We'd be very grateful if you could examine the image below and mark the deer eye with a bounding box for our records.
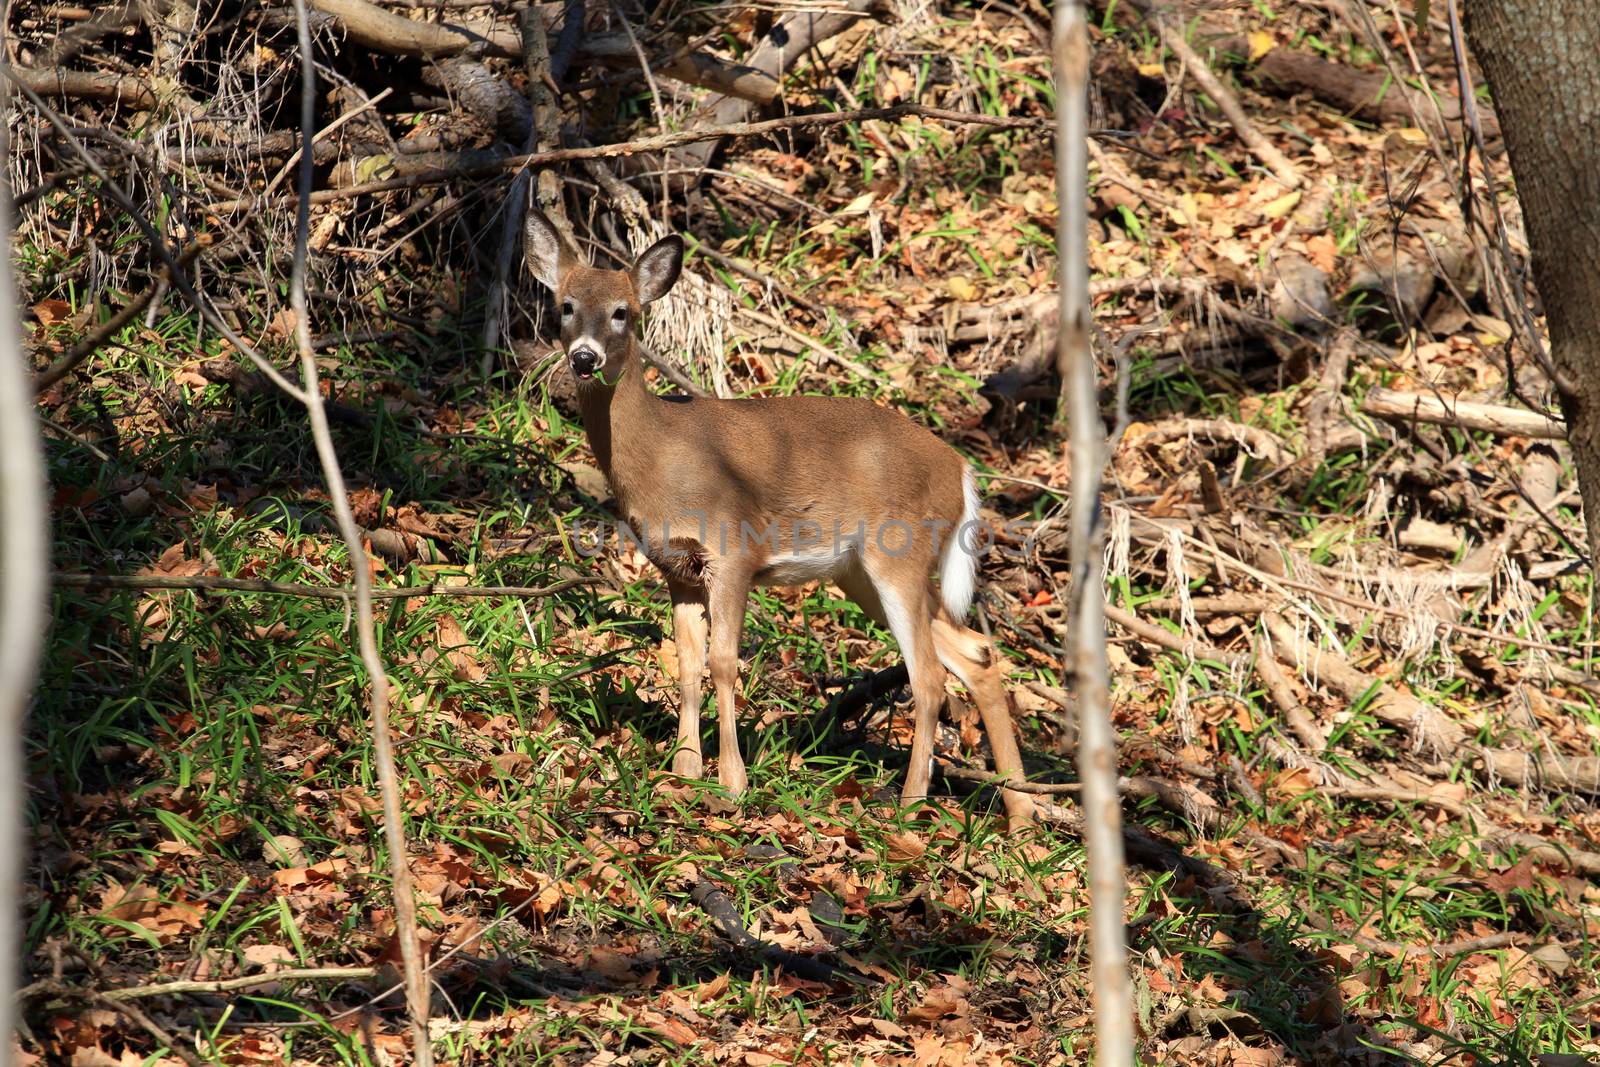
[611,307,628,328]
[560,301,574,318]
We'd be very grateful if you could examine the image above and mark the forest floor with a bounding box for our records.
[15,0,1600,1063]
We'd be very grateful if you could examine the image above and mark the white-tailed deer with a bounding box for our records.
[525,211,1033,826]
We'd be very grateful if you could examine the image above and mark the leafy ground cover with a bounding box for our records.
[15,0,1600,1063]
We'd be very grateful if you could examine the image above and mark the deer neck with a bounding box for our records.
[575,343,653,503]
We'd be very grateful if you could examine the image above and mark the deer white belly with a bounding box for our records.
[755,544,858,587]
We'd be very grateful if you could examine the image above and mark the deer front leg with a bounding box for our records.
[899,613,945,806]
[668,579,709,778]
[705,570,751,796]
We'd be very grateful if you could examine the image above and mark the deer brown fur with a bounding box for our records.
[525,210,1033,826]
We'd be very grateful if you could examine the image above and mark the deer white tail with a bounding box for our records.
[939,466,980,619]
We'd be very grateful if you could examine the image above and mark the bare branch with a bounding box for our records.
[583,33,778,104]
[483,2,567,366]
[1361,386,1567,439]
[32,240,207,393]
[100,967,377,1002]
[1054,0,1134,1061]
[0,66,310,403]
[1152,16,1303,189]
[6,68,158,108]
[203,104,1045,212]
[55,573,599,601]
[288,3,433,1062]
[0,86,52,1067]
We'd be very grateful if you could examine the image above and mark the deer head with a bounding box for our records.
[524,210,684,385]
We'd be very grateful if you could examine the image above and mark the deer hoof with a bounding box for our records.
[718,762,748,797]
[672,749,704,778]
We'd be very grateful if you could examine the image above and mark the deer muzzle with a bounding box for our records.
[569,344,602,380]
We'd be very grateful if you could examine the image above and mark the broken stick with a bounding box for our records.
[1361,387,1565,440]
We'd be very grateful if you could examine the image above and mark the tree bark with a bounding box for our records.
[0,92,51,1067]
[1361,386,1566,440]
[1055,0,1134,1062]
[1463,0,1600,558]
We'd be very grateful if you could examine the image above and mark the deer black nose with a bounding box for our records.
[570,346,600,379]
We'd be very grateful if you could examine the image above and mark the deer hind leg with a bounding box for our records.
[835,557,888,628]
[705,565,752,795]
[862,562,945,806]
[668,579,708,778]
[932,612,1035,827]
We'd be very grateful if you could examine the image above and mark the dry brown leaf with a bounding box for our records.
[96,881,206,943]
[433,614,488,683]
[905,978,969,1023]
[242,943,297,971]
[884,831,926,863]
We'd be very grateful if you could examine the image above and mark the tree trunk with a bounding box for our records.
[1463,0,1600,559]
[0,105,51,1067]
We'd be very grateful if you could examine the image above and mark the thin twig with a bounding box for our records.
[1301,914,1520,959]
[691,241,837,319]
[941,760,1219,821]
[1357,930,1520,959]
[289,3,433,1062]
[609,1,667,164]
[1151,16,1302,188]
[1055,0,1133,1059]
[483,2,562,366]
[32,241,207,393]
[1252,634,1326,750]
[689,878,848,985]
[53,573,601,601]
[73,890,547,1028]
[326,875,548,1022]
[639,342,709,397]
[20,980,206,1067]
[1319,785,1600,876]
[1119,508,1584,656]
[0,66,310,403]
[940,761,1082,794]
[735,305,880,381]
[261,86,395,203]
[89,991,205,1067]
[205,104,1045,211]
[99,967,378,1001]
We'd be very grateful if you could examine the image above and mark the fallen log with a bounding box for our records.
[307,0,519,54]
[1210,35,1501,140]
[580,35,778,105]
[8,68,157,108]
[670,0,888,175]
[307,0,778,103]
[424,58,531,143]
[1361,387,1565,440]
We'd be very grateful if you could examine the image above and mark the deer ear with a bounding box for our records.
[524,210,566,290]
[632,235,684,305]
